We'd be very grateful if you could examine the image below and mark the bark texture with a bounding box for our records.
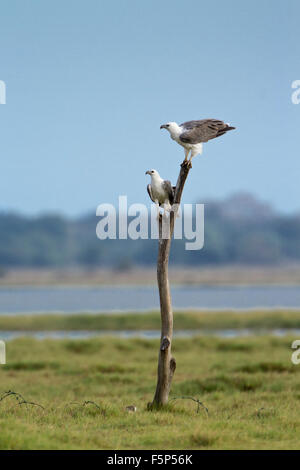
[150,161,192,408]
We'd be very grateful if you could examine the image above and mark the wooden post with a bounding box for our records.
[149,160,192,408]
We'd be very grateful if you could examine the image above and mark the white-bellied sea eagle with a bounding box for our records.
[145,169,175,216]
[160,119,235,162]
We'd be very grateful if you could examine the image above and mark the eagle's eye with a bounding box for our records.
[166,124,169,127]
[151,171,154,174]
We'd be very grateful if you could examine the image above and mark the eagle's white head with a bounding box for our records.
[145,169,161,179]
[160,122,181,139]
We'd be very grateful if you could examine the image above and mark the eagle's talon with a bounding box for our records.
[181,159,192,169]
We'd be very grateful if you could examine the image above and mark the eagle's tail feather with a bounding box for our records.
[225,123,236,131]
[217,124,236,138]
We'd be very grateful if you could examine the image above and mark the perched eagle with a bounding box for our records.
[160,119,236,162]
[145,169,174,214]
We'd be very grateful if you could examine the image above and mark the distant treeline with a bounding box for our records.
[0,193,299,268]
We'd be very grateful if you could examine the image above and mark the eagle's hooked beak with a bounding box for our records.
[160,124,167,130]
[145,170,151,175]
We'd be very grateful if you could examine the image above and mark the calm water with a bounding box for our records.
[2,328,300,340]
[0,285,299,314]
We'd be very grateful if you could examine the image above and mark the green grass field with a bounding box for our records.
[1,309,300,331]
[1,333,300,449]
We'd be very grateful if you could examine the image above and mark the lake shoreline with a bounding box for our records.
[1,284,300,313]
[1,265,300,287]
[2,327,300,341]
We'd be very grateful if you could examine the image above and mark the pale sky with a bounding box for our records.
[0,0,299,215]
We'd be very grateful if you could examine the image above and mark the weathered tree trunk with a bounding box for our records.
[150,161,192,408]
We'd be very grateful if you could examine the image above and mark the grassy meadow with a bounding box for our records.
[1,309,300,331]
[1,330,300,449]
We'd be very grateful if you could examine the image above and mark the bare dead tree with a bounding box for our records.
[149,160,192,408]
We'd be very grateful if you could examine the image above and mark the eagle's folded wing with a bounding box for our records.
[162,180,175,205]
[147,184,155,203]
[179,119,235,144]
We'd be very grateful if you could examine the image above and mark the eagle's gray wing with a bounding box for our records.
[147,184,155,203]
[162,180,174,205]
[179,119,235,144]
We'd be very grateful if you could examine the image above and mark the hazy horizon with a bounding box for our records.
[0,190,299,219]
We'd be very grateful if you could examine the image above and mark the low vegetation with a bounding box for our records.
[0,309,300,332]
[0,335,300,449]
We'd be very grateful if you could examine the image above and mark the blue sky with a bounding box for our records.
[0,0,299,215]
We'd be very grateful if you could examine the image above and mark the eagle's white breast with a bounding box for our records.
[169,124,203,154]
[151,177,166,203]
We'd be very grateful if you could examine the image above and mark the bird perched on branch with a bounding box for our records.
[145,169,174,216]
[160,119,235,163]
